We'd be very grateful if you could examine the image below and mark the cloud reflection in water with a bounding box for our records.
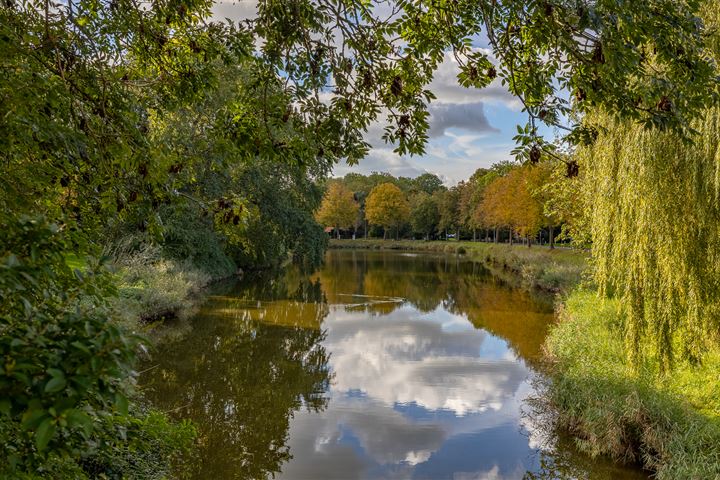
[279,299,538,479]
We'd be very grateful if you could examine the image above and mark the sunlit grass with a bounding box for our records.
[545,290,720,478]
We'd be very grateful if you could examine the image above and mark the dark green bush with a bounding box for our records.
[159,203,236,279]
[0,217,193,477]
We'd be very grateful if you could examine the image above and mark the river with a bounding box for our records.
[141,249,647,479]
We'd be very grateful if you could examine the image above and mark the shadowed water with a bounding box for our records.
[141,249,647,479]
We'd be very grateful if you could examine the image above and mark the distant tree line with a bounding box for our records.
[316,162,576,247]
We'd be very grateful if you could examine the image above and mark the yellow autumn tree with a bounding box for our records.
[365,182,410,240]
[315,182,359,238]
[509,166,543,245]
[481,174,512,242]
[480,166,543,246]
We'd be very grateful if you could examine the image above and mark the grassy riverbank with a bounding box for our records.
[68,250,229,333]
[328,238,587,293]
[545,291,720,479]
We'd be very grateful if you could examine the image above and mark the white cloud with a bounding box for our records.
[276,302,541,479]
[428,102,499,137]
[278,397,445,479]
[416,141,515,185]
[211,0,257,22]
[429,51,521,109]
[452,464,527,480]
[333,147,426,179]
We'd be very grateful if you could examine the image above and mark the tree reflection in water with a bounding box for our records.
[315,250,553,364]
[142,271,332,480]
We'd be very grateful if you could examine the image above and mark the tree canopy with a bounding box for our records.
[580,107,720,371]
[365,183,411,239]
[252,0,718,160]
[563,2,720,371]
[315,182,360,236]
[410,192,441,240]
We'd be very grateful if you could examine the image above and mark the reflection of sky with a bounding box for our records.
[278,300,542,480]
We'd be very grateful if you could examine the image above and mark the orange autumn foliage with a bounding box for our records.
[480,166,543,240]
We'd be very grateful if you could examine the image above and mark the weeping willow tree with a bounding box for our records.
[580,108,720,371]
[576,4,720,372]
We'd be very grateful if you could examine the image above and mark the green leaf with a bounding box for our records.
[13,363,35,371]
[35,418,56,451]
[12,372,30,386]
[71,375,91,390]
[115,393,129,415]
[65,409,93,436]
[45,376,67,393]
[21,409,46,429]
[71,340,91,354]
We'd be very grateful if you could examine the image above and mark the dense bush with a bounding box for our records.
[0,217,194,477]
[159,203,237,279]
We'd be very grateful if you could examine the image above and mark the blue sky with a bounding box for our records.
[214,0,554,185]
[331,48,556,185]
[332,71,531,185]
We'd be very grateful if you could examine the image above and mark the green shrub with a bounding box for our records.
[116,247,211,324]
[0,217,194,478]
[159,204,236,279]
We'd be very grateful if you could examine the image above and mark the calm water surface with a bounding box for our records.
[142,250,647,479]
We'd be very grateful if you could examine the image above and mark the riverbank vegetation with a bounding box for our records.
[542,5,720,476]
[540,111,720,477]
[545,291,720,479]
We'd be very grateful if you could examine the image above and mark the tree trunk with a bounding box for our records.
[396,225,399,240]
[549,225,555,249]
[509,230,513,246]
[336,226,340,239]
[365,220,368,239]
[527,235,532,248]
[472,229,476,242]
[383,228,386,240]
[494,227,498,243]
